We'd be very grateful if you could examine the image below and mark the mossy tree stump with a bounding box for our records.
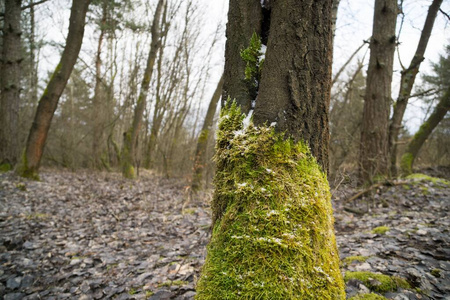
[196,104,345,299]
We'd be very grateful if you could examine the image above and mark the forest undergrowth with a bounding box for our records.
[0,169,449,299]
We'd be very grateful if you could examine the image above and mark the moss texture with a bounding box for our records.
[371,226,390,235]
[196,102,345,299]
[0,163,12,172]
[344,272,410,293]
[343,256,370,266]
[349,293,388,300]
[15,151,40,180]
[400,152,414,175]
[121,131,136,179]
[406,173,449,185]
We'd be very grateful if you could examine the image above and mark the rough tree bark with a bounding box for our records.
[121,0,165,178]
[389,0,443,176]
[196,0,344,298]
[253,1,333,172]
[400,86,450,175]
[358,0,398,183]
[0,0,22,169]
[16,0,91,179]
[191,74,224,191]
[221,0,263,114]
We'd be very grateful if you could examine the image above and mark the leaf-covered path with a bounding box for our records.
[0,170,449,299]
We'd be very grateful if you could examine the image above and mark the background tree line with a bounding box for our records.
[0,0,448,186]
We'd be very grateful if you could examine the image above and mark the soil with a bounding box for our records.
[0,169,448,299]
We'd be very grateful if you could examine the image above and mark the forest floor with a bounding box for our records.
[0,168,449,300]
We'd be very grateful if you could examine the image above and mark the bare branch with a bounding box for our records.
[439,8,450,21]
[332,40,368,85]
[21,0,51,11]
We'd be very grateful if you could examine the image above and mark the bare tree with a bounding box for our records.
[121,0,165,178]
[16,0,91,179]
[191,74,223,191]
[389,0,443,175]
[400,86,450,174]
[358,0,398,183]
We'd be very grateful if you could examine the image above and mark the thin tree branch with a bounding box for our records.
[0,0,50,18]
[439,8,450,21]
[332,40,368,85]
[21,0,51,11]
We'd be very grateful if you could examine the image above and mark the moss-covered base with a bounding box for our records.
[121,132,136,179]
[344,271,410,293]
[196,103,345,299]
[400,152,413,175]
[121,163,135,179]
[15,152,40,180]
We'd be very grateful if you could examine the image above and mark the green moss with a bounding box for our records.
[26,213,49,220]
[372,226,390,235]
[406,173,449,185]
[0,163,12,172]
[121,131,136,179]
[158,280,188,287]
[196,101,345,299]
[348,293,388,300]
[145,290,154,297]
[400,152,413,175]
[15,183,27,191]
[15,150,40,180]
[344,272,410,293]
[343,256,370,266]
[430,268,441,278]
[240,33,264,99]
[183,208,196,215]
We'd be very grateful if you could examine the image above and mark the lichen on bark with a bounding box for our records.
[196,102,345,299]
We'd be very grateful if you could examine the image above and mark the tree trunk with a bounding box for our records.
[0,0,22,169]
[191,74,224,191]
[222,0,263,114]
[16,0,90,179]
[400,86,450,175]
[92,0,108,169]
[196,1,345,298]
[358,0,397,183]
[389,0,442,176]
[121,0,165,179]
[253,0,333,172]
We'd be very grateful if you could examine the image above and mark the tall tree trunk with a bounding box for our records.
[196,1,345,298]
[92,0,107,169]
[16,0,91,179]
[400,86,450,175]
[222,0,263,114]
[0,0,22,169]
[389,0,442,176]
[253,1,333,172]
[121,0,165,179]
[191,74,224,191]
[358,0,398,183]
